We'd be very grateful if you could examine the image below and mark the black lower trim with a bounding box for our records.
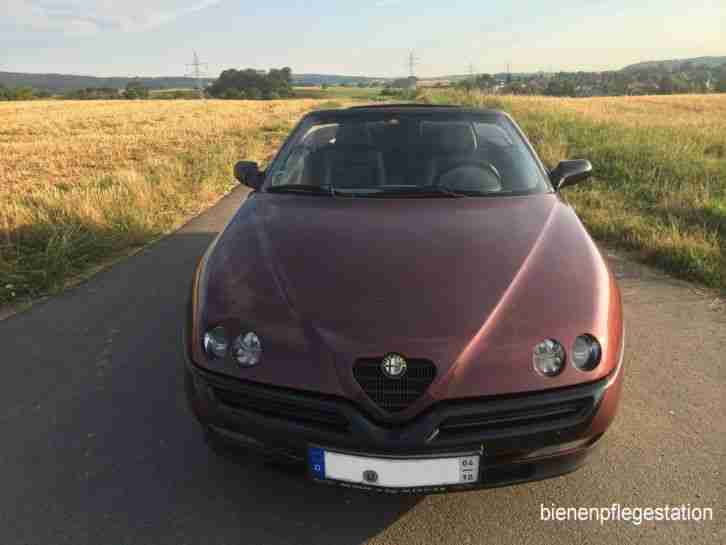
[205,423,597,494]
[187,360,608,454]
[185,356,616,491]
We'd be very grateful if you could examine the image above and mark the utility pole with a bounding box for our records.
[408,50,418,78]
[186,51,209,99]
[405,50,419,91]
[467,62,477,93]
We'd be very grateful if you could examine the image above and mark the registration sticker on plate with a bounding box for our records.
[308,447,480,488]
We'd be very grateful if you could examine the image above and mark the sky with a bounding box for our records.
[1,0,725,78]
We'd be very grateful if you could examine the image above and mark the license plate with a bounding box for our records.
[308,447,480,488]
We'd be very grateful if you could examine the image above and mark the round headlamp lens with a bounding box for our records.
[232,332,262,367]
[533,339,566,377]
[572,334,601,371]
[203,326,229,359]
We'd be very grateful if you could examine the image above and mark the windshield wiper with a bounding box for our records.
[364,186,466,198]
[266,184,469,198]
[266,184,337,196]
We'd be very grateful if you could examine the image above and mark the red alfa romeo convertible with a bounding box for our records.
[184,104,624,493]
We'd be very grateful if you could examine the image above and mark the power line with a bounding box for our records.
[185,51,209,99]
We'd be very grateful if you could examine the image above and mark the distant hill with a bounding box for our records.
[3,55,724,94]
[427,58,726,81]
[292,74,390,86]
[621,56,726,72]
[420,72,540,84]
[0,72,215,93]
[0,70,391,92]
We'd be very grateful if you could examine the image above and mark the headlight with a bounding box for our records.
[572,334,601,371]
[533,339,566,377]
[203,326,229,359]
[232,332,262,367]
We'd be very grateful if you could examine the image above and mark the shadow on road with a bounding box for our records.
[0,190,421,544]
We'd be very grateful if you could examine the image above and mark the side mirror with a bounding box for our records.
[550,159,593,190]
[234,161,263,190]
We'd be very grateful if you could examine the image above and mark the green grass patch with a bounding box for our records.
[0,137,250,304]
[293,86,385,101]
[0,99,338,309]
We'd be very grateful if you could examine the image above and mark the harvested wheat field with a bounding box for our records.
[0,99,332,191]
[0,99,339,305]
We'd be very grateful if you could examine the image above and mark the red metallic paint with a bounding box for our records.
[190,190,624,423]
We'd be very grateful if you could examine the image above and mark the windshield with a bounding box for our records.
[265,111,551,197]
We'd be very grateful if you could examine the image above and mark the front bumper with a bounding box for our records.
[185,352,623,493]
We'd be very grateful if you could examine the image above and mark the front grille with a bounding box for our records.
[213,386,350,434]
[353,357,437,413]
[436,398,591,440]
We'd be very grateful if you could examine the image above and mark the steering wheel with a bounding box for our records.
[432,161,502,193]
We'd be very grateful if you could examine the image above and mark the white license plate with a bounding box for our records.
[308,447,480,488]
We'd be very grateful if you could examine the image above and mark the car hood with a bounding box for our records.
[256,194,553,339]
[200,193,622,413]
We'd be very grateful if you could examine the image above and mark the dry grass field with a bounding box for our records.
[0,99,339,305]
[425,91,726,291]
[1,93,725,306]
[0,99,333,192]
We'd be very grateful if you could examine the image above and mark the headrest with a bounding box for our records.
[308,146,386,188]
[420,122,477,155]
[335,123,372,147]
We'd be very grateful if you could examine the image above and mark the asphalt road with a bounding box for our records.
[1,187,724,545]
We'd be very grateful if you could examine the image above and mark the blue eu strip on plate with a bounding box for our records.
[308,447,326,479]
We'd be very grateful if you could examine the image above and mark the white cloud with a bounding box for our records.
[5,0,223,34]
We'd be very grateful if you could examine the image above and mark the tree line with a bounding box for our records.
[0,85,50,100]
[4,63,726,101]
[0,80,152,100]
[1,68,294,101]
[207,68,293,99]
[454,65,726,97]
